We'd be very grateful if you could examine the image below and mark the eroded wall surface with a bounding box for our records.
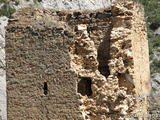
[70,1,150,119]
[6,7,112,120]
[110,1,150,119]
[6,8,82,120]
[6,0,150,120]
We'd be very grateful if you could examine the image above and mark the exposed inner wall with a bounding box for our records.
[112,0,151,118]
[67,9,113,120]
[70,0,150,120]
[5,1,150,120]
[70,24,111,120]
[110,0,137,117]
[6,7,112,120]
[110,0,150,119]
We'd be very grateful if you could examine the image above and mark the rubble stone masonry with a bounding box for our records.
[5,0,150,120]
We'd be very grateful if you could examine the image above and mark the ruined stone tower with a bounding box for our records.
[5,0,151,119]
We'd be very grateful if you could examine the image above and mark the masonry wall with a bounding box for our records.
[110,1,151,119]
[131,1,151,117]
[6,0,151,120]
[6,7,112,120]
[6,8,80,120]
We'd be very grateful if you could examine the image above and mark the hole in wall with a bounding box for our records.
[77,77,92,96]
[43,82,48,95]
[87,27,90,37]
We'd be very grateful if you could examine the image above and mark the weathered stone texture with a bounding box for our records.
[6,7,112,120]
[6,8,81,120]
[109,1,150,119]
[6,0,151,120]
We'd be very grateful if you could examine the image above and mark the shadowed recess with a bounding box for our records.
[78,77,92,96]
[43,82,48,95]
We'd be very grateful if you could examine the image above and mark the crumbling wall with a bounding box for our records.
[6,0,150,120]
[109,0,150,119]
[69,1,150,120]
[6,7,112,120]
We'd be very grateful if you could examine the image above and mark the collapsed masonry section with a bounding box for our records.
[5,1,150,119]
[70,0,150,120]
[6,7,112,120]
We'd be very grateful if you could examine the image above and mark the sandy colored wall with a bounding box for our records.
[5,0,150,120]
[110,1,151,119]
[131,1,151,118]
[6,7,112,120]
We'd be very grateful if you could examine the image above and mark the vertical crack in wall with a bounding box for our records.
[4,1,150,119]
[70,0,150,119]
[97,25,111,78]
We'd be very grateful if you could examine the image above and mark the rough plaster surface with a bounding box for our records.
[0,16,8,120]
[5,0,151,120]
[6,8,81,119]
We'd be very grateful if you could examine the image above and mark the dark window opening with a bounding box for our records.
[43,82,48,95]
[78,77,92,96]
[87,27,90,37]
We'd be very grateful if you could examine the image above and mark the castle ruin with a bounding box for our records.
[2,0,151,119]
